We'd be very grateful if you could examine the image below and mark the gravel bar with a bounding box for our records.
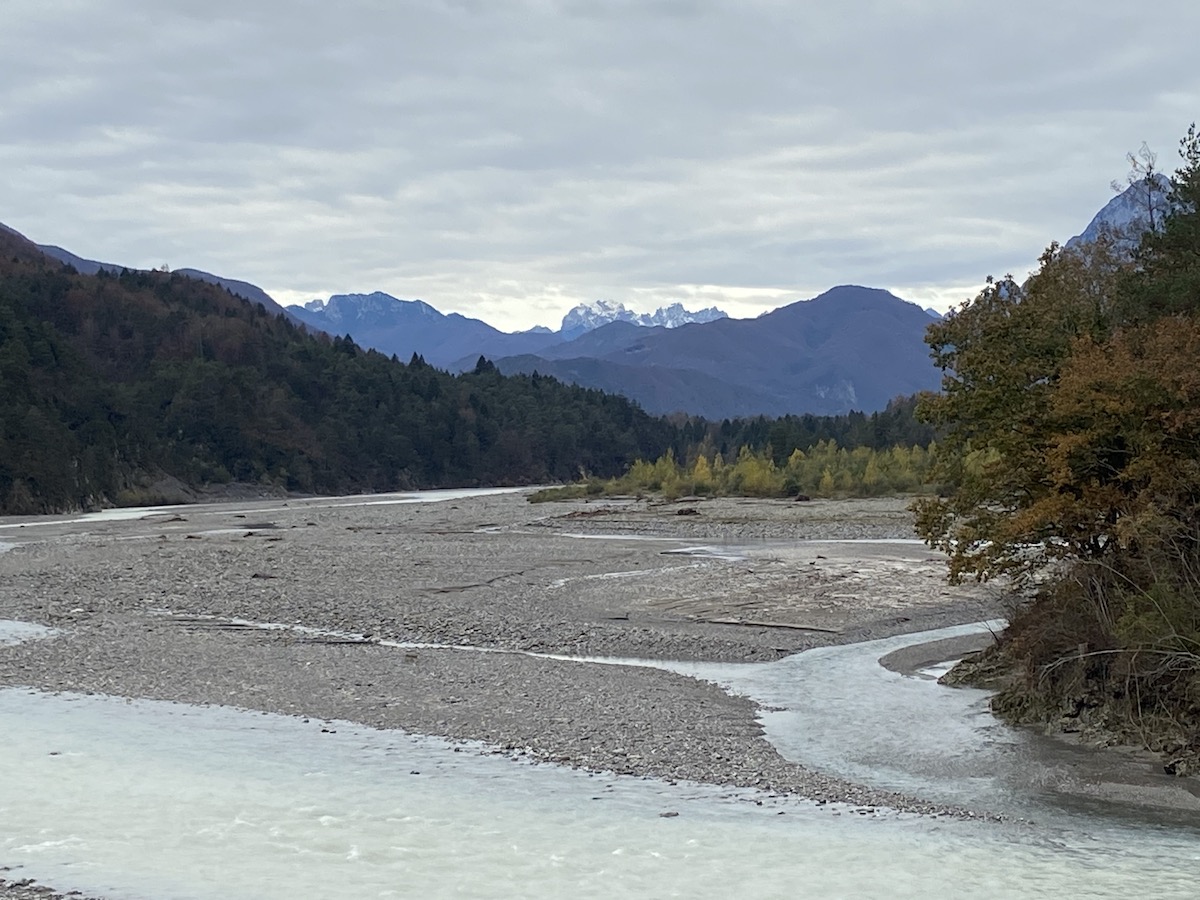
[0,492,1002,899]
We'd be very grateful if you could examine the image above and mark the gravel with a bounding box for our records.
[0,492,1002,898]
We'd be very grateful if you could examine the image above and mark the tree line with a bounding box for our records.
[0,231,937,515]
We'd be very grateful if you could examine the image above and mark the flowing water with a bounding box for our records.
[2,493,1199,897]
[2,621,1198,899]
[664,625,1200,827]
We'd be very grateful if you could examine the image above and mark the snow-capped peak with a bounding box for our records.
[560,300,727,336]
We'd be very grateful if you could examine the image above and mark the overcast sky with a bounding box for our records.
[2,1,1196,331]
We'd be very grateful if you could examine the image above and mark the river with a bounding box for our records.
[2,490,1198,897]
[2,618,1197,899]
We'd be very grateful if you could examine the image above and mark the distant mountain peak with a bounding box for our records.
[298,292,440,327]
[560,299,727,336]
[1065,174,1173,252]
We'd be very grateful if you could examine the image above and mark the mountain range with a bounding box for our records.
[495,286,942,418]
[558,299,727,339]
[287,286,943,417]
[1,177,1149,421]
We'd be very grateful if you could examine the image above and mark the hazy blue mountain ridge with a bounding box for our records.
[286,284,942,416]
[288,293,738,372]
[287,292,562,367]
[490,285,941,417]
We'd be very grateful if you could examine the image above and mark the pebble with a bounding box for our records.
[0,493,993,855]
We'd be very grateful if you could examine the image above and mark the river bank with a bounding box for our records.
[0,492,1082,898]
[0,492,995,785]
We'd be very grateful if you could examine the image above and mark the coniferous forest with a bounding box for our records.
[0,226,933,515]
[0,227,683,513]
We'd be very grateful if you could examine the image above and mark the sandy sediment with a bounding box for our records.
[0,493,1001,898]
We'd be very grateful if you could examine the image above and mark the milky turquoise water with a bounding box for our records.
[2,616,1198,899]
[2,491,1198,898]
[1,685,1197,900]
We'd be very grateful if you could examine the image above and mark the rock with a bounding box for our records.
[1164,755,1195,777]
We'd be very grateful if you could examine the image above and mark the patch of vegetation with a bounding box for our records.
[918,126,1200,773]
[529,440,939,502]
[527,481,606,503]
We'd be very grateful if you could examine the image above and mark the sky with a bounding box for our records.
[2,1,1197,332]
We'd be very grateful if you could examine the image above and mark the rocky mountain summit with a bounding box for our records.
[559,300,727,338]
[1064,173,1172,252]
[301,292,443,327]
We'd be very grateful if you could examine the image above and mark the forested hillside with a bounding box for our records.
[0,228,680,513]
[0,222,943,516]
[919,127,1200,772]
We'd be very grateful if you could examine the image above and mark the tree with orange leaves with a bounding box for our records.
[916,126,1200,768]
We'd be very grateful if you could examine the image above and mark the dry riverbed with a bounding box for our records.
[1,491,1002,898]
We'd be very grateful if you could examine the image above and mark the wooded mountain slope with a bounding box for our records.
[0,228,679,513]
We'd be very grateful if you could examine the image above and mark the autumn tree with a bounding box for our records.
[913,236,1128,584]
[918,127,1200,767]
[916,128,1200,586]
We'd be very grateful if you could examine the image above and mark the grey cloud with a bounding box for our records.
[2,0,1198,330]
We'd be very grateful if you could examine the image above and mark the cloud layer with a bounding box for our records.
[3,1,1196,329]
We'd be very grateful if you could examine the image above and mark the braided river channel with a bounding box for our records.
[3,620,1198,899]
[1,491,1198,898]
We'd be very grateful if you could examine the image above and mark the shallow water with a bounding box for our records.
[3,620,1200,898]
[0,620,54,645]
[2,686,1198,900]
[665,624,1200,829]
[0,487,526,535]
[130,610,1200,827]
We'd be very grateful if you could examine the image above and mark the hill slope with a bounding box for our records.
[0,228,677,513]
[0,223,303,324]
